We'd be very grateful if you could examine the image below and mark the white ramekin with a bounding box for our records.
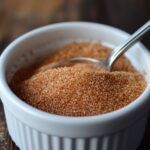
[0,22,150,150]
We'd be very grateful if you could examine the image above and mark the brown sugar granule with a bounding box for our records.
[10,42,146,116]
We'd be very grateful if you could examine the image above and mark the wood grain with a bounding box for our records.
[0,102,7,150]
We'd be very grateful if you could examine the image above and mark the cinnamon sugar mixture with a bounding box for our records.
[10,43,146,116]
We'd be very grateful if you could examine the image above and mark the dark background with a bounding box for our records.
[0,0,150,50]
[0,0,150,149]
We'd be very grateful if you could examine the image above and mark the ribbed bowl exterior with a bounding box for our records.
[4,107,147,150]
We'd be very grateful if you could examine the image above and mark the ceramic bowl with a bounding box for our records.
[0,22,150,150]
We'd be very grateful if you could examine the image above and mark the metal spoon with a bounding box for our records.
[52,21,150,71]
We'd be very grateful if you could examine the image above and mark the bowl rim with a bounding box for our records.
[0,21,150,125]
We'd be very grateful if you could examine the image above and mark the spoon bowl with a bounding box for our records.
[52,20,150,71]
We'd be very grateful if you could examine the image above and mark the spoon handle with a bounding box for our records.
[107,20,150,71]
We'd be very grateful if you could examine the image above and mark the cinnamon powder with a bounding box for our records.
[10,42,146,116]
